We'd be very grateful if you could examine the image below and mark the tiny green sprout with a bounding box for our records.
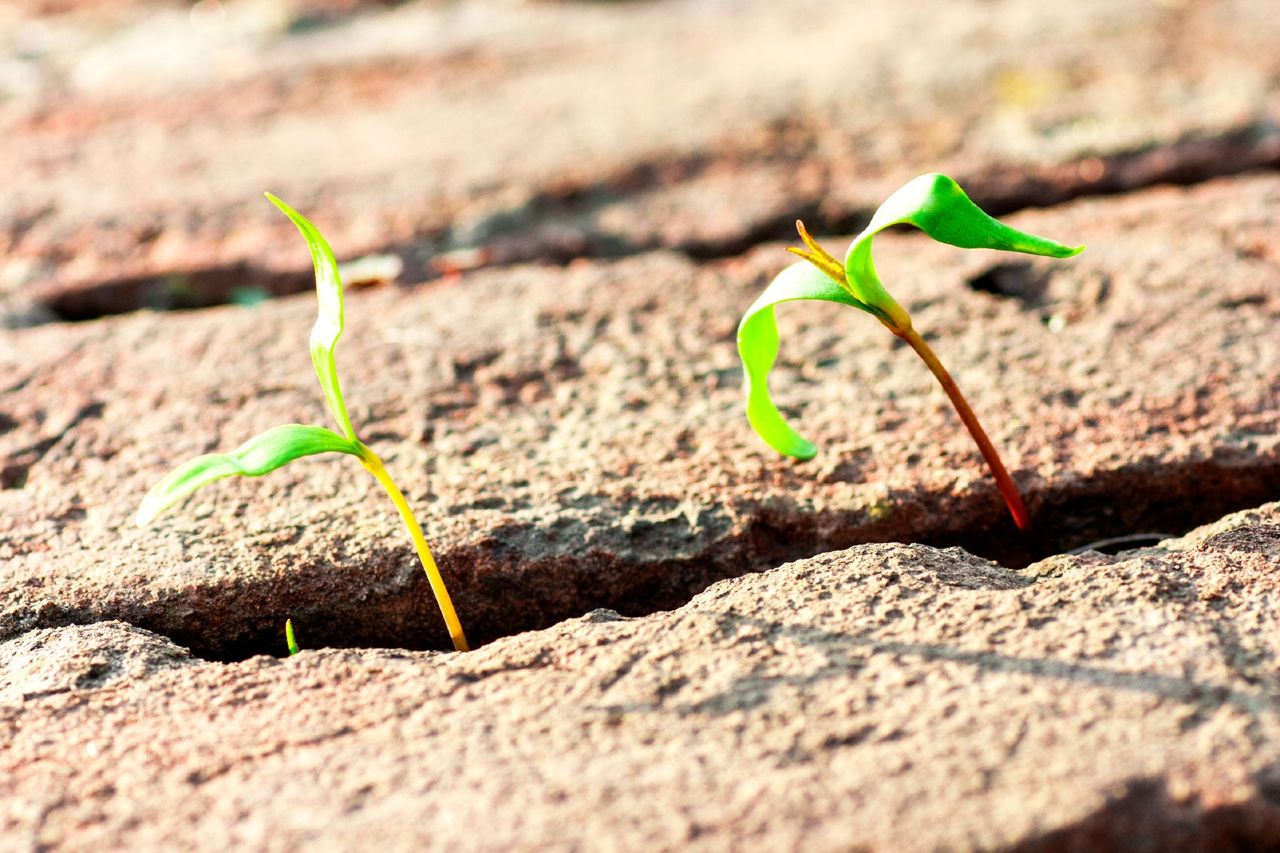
[285,618,300,656]
[137,194,470,652]
[738,173,1084,531]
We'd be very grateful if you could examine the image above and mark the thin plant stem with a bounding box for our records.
[358,448,471,651]
[897,328,1031,531]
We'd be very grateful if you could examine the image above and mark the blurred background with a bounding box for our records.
[1,0,1277,328]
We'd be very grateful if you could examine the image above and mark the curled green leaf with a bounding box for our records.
[264,193,358,442]
[136,424,360,525]
[844,173,1084,331]
[863,173,1085,256]
[737,261,869,460]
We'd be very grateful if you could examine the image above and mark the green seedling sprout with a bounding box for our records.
[285,618,300,656]
[137,194,470,652]
[738,173,1084,530]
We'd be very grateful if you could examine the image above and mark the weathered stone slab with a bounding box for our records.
[4,503,1280,850]
[3,0,1278,314]
[2,175,1277,655]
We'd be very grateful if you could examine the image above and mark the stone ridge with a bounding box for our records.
[3,503,1280,850]
[2,0,1278,316]
[1,175,1279,655]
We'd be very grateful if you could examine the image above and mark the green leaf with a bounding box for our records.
[265,193,358,442]
[864,173,1085,255]
[285,618,300,656]
[737,261,871,459]
[136,424,361,525]
[843,173,1084,329]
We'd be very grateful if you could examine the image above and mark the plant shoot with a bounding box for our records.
[137,194,470,651]
[737,173,1084,530]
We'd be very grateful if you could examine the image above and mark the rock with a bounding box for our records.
[3,174,1279,655]
[2,0,1278,315]
[5,1,1278,846]
[4,503,1280,850]
[0,620,193,704]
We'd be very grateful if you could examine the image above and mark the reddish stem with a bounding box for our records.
[898,328,1031,531]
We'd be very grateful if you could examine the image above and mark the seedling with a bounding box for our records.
[137,194,470,652]
[738,173,1083,530]
[285,618,300,656]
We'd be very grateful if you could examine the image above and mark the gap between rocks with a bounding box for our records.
[36,119,1280,323]
[61,452,1280,665]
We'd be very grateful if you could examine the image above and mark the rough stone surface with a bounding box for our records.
[3,1,1279,846]
[2,0,1278,315]
[3,174,1279,655]
[4,503,1280,850]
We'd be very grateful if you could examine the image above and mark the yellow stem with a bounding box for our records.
[358,447,470,652]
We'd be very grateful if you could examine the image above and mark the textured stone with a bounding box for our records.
[4,1,1279,847]
[2,175,1278,655]
[4,503,1280,850]
[2,0,1277,315]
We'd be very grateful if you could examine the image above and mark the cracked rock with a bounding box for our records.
[4,505,1280,849]
[3,176,1280,655]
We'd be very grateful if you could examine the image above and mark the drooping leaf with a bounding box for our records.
[265,193,358,442]
[737,261,871,459]
[864,173,1085,255]
[843,173,1084,329]
[136,424,360,525]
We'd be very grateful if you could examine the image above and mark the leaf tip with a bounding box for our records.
[1046,242,1086,259]
[791,442,819,462]
[134,497,163,527]
[263,191,296,219]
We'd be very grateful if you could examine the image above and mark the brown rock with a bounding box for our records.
[4,503,1280,850]
[2,0,1278,315]
[2,175,1278,656]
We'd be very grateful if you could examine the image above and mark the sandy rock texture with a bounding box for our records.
[4,503,1280,850]
[3,174,1279,656]
[1,0,1278,317]
[2,0,1279,848]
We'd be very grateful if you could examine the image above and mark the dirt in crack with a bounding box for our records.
[158,454,1280,664]
[45,265,320,322]
[927,458,1280,569]
[41,248,425,322]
